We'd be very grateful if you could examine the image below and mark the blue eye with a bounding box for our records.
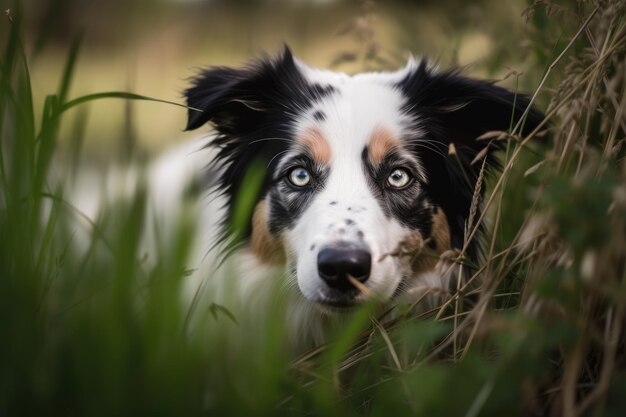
[387,168,412,189]
[288,167,311,187]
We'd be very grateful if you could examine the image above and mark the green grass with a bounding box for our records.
[2,1,626,416]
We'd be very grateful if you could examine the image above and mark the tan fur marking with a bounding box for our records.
[299,127,331,165]
[379,208,452,274]
[368,126,399,165]
[431,208,452,253]
[410,208,452,275]
[250,200,285,265]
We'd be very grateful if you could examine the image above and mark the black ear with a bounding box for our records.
[185,46,295,133]
[183,46,336,243]
[397,60,545,254]
[398,60,544,158]
[184,65,254,132]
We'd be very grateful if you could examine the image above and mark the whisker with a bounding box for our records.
[267,149,292,168]
[249,137,292,145]
[412,144,448,158]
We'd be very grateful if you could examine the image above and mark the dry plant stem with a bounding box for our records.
[420,313,475,366]
[292,10,621,386]
[453,262,463,358]
[455,156,488,359]
[308,221,544,372]
[295,286,453,372]
[562,291,600,417]
[586,25,619,168]
[562,332,587,417]
[576,131,588,178]
[460,299,490,361]
[463,24,624,258]
[466,155,487,237]
[451,187,547,360]
[578,266,626,415]
[466,9,606,251]
[435,223,541,322]
[458,145,510,359]
[435,262,487,320]
[348,275,371,295]
[511,7,599,137]
[335,305,450,375]
[579,31,609,162]
[371,317,403,371]
[406,287,446,311]
[433,263,515,365]
[491,292,521,298]
[602,67,626,163]
[585,27,626,134]
[463,6,625,256]
[558,122,578,171]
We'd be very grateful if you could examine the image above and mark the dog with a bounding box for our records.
[182,46,544,347]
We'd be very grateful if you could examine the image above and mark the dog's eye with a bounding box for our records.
[288,167,311,187]
[386,168,412,189]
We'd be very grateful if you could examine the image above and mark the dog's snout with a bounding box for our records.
[317,245,371,292]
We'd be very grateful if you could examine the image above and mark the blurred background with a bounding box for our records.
[4,0,540,157]
[6,1,626,415]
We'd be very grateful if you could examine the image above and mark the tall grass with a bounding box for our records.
[1,1,625,416]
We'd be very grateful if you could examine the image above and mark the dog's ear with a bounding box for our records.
[185,45,334,135]
[399,60,545,161]
[398,60,545,252]
[184,65,257,132]
[183,46,335,245]
[185,46,294,133]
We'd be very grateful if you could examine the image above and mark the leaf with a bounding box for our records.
[372,318,402,371]
[471,145,491,166]
[476,130,509,141]
[58,35,82,104]
[60,91,201,113]
[209,303,239,325]
[524,160,545,177]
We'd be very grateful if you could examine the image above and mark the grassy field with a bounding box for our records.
[1,0,626,416]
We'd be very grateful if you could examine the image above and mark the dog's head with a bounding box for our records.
[185,47,543,311]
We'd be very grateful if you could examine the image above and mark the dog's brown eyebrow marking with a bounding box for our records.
[367,126,399,165]
[298,127,331,165]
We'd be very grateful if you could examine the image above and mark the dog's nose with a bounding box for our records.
[317,245,371,292]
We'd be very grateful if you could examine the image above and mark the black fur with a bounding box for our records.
[184,48,545,263]
[184,46,335,242]
[361,146,434,241]
[396,60,544,260]
[267,154,330,234]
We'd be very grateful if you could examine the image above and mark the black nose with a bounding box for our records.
[317,245,372,292]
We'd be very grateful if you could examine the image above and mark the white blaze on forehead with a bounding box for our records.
[288,63,426,232]
[280,62,436,303]
[289,75,414,225]
[285,71,413,297]
[293,69,417,166]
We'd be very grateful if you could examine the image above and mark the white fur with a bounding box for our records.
[286,68,425,305]
[68,60,452,351]
[190,61,449,348]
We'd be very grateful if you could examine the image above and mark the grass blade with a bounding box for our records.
[60,91,201,113]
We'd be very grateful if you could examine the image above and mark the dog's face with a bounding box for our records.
[185,47,543,311]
